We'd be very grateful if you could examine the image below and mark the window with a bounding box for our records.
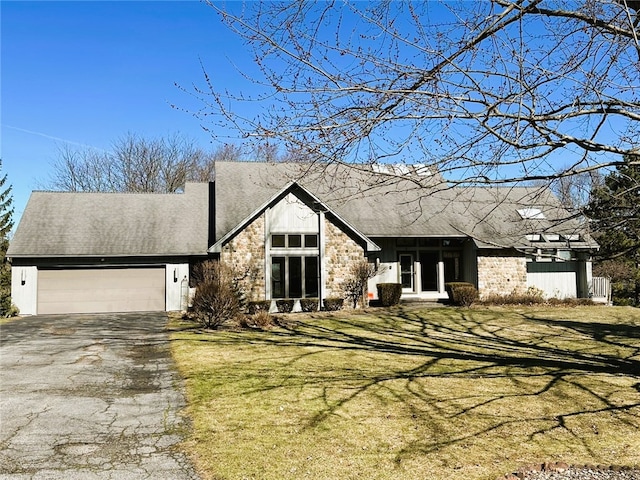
[443,251,461,282]
[272,235,286,248]
[271,257,286,298]
[304,234,318,248]
[288,235,302,248]
[563,234,581,241]
[305,257,319,297]
[517,208,545,219]
[397,238,417,247]
[442,238,465,247]
[289,257,302,297]
[272,234,318,248]
[271,256,319,298]
[418,238,439,248]
[545,233,561,241]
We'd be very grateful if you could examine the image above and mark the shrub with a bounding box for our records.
[482,286,546,306]
[0,287,18,318]
[275,299,294,313]
[376,283,402,307]
[323,297,344,311]
[454,285,479,307]
[247,300,272,314]
[191,260,243,329]
[444,282,471,302]
[548,297,595,306]
[343,260,380,308]
[445,282,478,306]
[240,310,276,329]
[300,297,319,312]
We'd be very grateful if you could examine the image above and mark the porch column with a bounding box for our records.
[438,261,446,294]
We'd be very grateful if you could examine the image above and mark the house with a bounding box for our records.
[8,161,599,315]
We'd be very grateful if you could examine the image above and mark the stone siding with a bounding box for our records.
[220,214,265,301]
[477,250,527,298]
[324,218,365,298]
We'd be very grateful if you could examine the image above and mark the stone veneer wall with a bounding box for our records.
[476,250,527,298]
[324,217,365,298]
[220,214,266,301]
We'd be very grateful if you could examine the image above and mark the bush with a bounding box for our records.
[482,286,545,306]
[444,282,478,306]
[0,287,18,318]
[376,283,402,307]
[191,260,243,329]
[343,260,379,308]
[300,298,319,312]
[455,285,479,307]
[240,310,276,329]
[247,300,272,314]
[548,297,595,306]
[323,297,344,311]
[275,299,295,313]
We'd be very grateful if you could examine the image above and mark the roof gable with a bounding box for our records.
[209,181,379,253]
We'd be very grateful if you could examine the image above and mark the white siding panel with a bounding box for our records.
[165,263,190,311]
[268,193,318,232]
[527,262,577,299]
[11,266,38,316]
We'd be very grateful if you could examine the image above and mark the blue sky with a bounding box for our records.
[2,0,255,224]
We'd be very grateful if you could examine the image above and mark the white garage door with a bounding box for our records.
[38,267,166,314]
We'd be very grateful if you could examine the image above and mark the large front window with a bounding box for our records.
[271,256,319,298]
[270,232,319,299]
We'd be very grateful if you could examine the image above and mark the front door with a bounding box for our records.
[399,254,414,292]
[420,251,439,291]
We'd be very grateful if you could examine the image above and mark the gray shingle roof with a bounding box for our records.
[8,183,210,258]
[9,161,598,260]
[213,161,598,250]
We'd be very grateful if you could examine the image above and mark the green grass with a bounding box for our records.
[170,306,640,480]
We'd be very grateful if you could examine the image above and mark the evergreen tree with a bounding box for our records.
[586,155,640,306]
[0,160,15,316]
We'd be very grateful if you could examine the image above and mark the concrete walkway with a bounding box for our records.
[0,313,200,479]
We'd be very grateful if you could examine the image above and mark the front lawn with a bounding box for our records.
[170,306,640,480]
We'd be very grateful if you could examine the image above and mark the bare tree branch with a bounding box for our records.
[48,133,226,193]
[188,0,639,187]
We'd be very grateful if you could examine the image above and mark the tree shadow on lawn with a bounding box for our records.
[183,307,640,467]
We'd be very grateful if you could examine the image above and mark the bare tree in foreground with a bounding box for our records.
[48,133,241,193]
[193,0,639,189]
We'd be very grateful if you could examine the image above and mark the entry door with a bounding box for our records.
[399,254,414,292]
[420,252,439,291]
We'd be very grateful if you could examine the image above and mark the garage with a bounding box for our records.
[37,267,166,315]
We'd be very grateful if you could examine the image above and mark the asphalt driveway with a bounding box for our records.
[0,312,199,479]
